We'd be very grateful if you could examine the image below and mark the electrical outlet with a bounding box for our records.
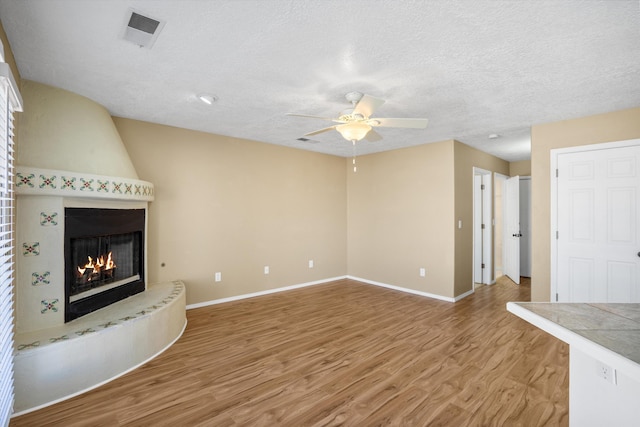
[308,260,314,268]
[214,272,222,282]
[419,268,426,277]
[596,360,617,385]
[264,266,269,275]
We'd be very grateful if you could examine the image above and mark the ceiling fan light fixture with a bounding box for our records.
[336,122,372,142]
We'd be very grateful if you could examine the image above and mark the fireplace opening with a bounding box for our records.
[65,208,145,322]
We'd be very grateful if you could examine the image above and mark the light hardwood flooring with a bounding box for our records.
[11,277,569,426]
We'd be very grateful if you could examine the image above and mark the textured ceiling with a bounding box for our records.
[1,1,639,161]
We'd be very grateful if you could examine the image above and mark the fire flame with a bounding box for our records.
[77,252,116,276]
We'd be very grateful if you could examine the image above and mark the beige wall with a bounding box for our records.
[453,141,509,295]
[114,118,347,305]
[509,160,531,177]
[347,140,456,297]
[531,107,640,301]
[346,139,508,299]
[18,81,138,179]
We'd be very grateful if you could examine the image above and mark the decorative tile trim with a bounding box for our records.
[97,180,109,193]
[40,212,58,226]
[99,321,118,329]
[16,173,35,188]
[39,174,56,189]
[16,281,184,353]
[61,176,76,190]
[41,299,59,314]
[23,242,40,257]
[79,178,94,192]
[17,341,40,350]
[15,167,154,202]
[31,271,51,286]
[50,335,69,343]
[112,182,123,194]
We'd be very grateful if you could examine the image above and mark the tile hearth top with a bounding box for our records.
[16,281,184,353]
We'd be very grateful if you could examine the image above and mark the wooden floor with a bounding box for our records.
[11,277,569,426]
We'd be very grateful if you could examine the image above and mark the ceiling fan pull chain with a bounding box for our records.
[352,140,357,173]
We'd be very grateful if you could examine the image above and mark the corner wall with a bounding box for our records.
[347,141,456,297]
[114,117,347,306]
[531,106,640,301]
[509,160,531,176]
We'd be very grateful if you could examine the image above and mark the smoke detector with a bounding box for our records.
[122,9,165,49]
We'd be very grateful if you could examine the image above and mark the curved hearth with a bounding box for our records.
[13,281,186,415]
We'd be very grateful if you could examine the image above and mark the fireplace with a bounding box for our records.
[65,208,146,322]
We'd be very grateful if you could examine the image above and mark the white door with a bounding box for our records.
[494,173,509,278]
[556,145,640,302]
[504,176,520,284]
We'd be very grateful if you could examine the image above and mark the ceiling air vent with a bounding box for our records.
[122,9,165,49]
[296,137,320,143]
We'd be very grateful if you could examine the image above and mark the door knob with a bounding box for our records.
[513,233,522,237]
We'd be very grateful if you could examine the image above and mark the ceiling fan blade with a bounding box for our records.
[365,129,383,142]
[286,113,340,122]
[304,125,337,136]
[353,94,385,118]
[371,117,429,129]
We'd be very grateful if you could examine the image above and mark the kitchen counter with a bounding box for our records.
[507,302,640,427]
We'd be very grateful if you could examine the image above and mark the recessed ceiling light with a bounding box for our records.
[198,94,217,105]
[488,133,500,139]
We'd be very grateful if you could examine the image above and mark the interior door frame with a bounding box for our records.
[473,167,493,287]
[550,138,640,302]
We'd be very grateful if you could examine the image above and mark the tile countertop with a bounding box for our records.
[507,302,640,383]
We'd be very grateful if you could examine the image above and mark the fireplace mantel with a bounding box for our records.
[15,166,154,202]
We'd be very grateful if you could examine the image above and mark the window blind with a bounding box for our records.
[0,51,22,426]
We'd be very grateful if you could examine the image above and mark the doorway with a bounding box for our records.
[502,175,532,285]
[473,168,493,286]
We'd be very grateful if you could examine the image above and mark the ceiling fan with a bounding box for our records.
[287,92,429,143]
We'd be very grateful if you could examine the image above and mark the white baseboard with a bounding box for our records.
[347,275,464,303]
[454,288,474,301]
[186,275,477,309]
[186,276,348,310]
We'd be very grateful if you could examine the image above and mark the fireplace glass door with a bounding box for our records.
[69,232,142,300]
[65,208,145,322]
